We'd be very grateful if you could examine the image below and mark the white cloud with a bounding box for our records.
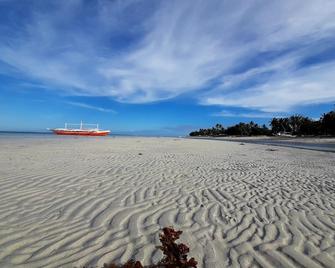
[204,62,335,112]
[211,110,283,118]
[0,0,335,110]
[65,101,116,113]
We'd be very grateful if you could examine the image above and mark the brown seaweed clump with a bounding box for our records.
[103,227,197,268]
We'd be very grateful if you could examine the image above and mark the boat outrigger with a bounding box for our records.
[50,122,110,136]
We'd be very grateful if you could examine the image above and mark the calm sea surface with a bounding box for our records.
[0,132,176,139]
[1,132,334,153]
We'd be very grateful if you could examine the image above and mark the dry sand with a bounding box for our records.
[0,136,335,268]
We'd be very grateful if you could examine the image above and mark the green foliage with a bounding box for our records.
[270,108,335,136]
[190,107,335,137]
[321,109,335,135]
[189,121,270,136]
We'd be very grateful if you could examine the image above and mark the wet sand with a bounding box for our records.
[190,136,335,153]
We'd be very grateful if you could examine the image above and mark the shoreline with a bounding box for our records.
[188,136,335,153]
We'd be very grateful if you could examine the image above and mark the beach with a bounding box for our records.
[189,136,335,153]
[0,136,335,267]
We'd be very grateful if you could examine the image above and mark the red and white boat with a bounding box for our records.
[51,122,110,136]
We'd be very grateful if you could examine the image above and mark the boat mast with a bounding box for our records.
[65,123,67,129]
[80,121,83,130]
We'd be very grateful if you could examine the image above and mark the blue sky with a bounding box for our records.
[1,0,335,135]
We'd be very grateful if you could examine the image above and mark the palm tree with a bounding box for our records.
[321,108,335,135]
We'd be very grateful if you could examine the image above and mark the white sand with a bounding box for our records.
[0,136,335,268]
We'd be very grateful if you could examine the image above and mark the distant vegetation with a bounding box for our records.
[189,108,335,137]
[190,122,271,137]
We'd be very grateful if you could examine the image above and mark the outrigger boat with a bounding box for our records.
[50,122,110,136]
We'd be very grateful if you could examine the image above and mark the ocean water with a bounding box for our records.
[0,131,177,139]
[242,139,335,153]
[0,131,118,140]
[2,132,334,152]
[0,131,52,138]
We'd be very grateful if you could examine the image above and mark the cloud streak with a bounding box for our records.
[204,61,335,112]
[0,0,335,111]
[65,101,116,113]
[211,110,284,119]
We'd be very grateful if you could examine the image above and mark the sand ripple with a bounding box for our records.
[0,137,335,267]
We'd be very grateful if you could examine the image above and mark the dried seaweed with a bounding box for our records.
[102,227,197,268]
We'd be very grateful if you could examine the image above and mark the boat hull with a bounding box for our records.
[52,130,110,136]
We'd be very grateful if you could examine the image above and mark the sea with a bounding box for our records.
[1,131,335,153]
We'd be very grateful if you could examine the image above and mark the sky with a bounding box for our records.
[0,0,335,135]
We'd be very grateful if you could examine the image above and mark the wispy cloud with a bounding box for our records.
[204,61,335,112]
[65,101,116,113]
[0,0,335,111]
[211,110,284,118]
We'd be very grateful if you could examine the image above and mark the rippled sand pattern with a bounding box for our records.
[0,137,335,267]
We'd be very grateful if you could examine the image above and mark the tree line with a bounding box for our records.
[189,108,335,137]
